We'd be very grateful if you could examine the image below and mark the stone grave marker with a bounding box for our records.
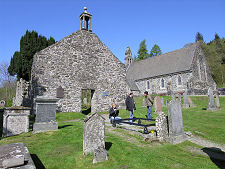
[33,98,59,133]
[183,90,189,108]
[93,147,108,164]
[161,97,164,107]
[154,96,162,113]
[56,86,64,98]
[0,100,5,107]
[0,143,36,169]
[207,88,216,111]
[83,98,87,105]
[155,112,168,142]
[83,113,105,155]
[214,92,220,109]
[168,99,187,144]
[166,99,169,107]
[142,98,146,107]
[3,107,30,137]
[0,109,3,138]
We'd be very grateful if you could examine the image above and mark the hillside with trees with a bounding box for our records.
[199,33,225,87]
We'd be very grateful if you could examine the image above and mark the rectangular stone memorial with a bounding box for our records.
[83,113,105,155]
[33,98,59,133]
[0,143,36,169]
[161,97,164,107]
[154,96,162,113]
[3,107,30,137]
[168,99,187,144]
[0,109,3,138]
[208,88,216,111]
[183,90,189,108]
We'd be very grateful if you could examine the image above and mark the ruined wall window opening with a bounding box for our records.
[178,75,182,86]
[81,89,95,115]
[146,80,150,90]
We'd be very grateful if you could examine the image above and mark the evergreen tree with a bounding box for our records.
[137,40,148,60]
[8,30,55,81]
[215,33,220,41]
[150,44,162,57]
[48,37,56,46]
[195,32,204,42]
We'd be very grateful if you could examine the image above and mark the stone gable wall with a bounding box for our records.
[31,30,130,113]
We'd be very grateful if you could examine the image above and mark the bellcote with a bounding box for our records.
[80,7,92,32]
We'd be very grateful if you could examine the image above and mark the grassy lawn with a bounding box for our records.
[0,96,224,168]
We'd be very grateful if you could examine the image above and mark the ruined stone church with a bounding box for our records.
[125,43,217,95]
[31,8,130,113]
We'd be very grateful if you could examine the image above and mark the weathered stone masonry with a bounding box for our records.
[31,29,130,113]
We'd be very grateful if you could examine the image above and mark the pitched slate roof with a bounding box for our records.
[126,43,197,82]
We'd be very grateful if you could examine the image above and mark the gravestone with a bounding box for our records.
[155,112,168,142]
[207,88,216,111]
[187,96,194,107]
[183,90,189,108]
[142,98,146,107]
[3,107,30,137]
[161,97,164,107]
[166,99,169,107]
[93,147,108,164]
[83,113,105,155]
[168,99,187,144]
[56,86,64,98]
[0,109,3,138]
[0,143,36,169]
[154,96,162,113]
[0,100,5,107]
[33,98,59,133]
[83,98,87,105]
[214,92,220,109]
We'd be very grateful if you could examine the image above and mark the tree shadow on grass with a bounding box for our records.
[105,142,113,151]
[202,147,225,169]
[31,154,46,169]
[58,125,73,129]
[82,107,91,115]
[202,108,207,110]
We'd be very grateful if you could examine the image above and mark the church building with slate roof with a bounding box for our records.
[31,7,130,113]
[125,43,217,95]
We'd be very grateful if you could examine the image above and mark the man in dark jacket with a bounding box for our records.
[125,92,135,122]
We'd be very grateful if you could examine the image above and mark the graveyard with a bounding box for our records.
[0,95,225,169]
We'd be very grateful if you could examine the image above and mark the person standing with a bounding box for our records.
[125,92,135,122]
[144,91,153,120]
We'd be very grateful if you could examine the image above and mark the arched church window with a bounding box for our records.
[178,75,182,86]
[147,81,150,90]
[161,78,165,88]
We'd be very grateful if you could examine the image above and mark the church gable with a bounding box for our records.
[31,7,130,113]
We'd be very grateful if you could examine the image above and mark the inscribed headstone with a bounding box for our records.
[33,98,58,133]
[83,113,105,155]
[207,88,216,111]
[161,97,164,107]
[168,99,187,144]
[154,96,162,113]
[56,86,64,98]
[214,92,220,109]
[183,90,189,108]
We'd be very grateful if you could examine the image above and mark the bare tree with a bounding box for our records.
[0,61,16,101]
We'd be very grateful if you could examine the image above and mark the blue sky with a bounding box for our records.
[0,0,225,64]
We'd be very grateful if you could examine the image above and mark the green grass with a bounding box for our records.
[0,96,224,168]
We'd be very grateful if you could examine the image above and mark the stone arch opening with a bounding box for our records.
[81,89,95,115]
